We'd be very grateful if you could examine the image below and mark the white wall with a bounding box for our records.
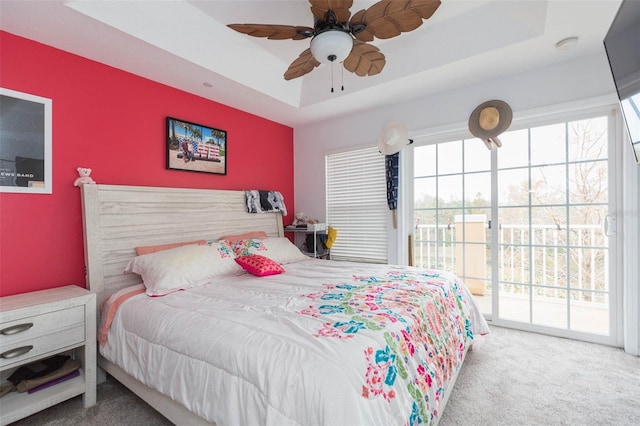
[294,51,640,354]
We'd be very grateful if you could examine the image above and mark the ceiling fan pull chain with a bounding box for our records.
[331,61,335,93]
[341,65,344,92]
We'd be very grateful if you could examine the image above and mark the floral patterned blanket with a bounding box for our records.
[298,267,486,425]
[101,259,488,425]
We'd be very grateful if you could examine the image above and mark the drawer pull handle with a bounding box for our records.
[1,323,34,335]
[1,345,33,359]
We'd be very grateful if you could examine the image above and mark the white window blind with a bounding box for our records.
[326,147,388,263]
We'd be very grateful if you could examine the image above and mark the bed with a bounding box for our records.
[81,184,488,425]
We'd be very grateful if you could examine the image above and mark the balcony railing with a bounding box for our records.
[413,221,607,304]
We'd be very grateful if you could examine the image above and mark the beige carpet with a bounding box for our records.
[440,326,640,425]
[12,326,640,425]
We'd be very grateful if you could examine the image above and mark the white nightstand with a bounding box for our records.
[0,285,97,425]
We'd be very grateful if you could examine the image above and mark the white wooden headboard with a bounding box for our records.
[81,184,284,307]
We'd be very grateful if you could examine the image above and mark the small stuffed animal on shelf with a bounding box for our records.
[73,167,96,186]
[292,212,319,226]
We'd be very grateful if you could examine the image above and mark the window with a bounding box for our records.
[326,147,387,263]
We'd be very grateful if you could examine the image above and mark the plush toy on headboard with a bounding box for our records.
[74,167,96,186]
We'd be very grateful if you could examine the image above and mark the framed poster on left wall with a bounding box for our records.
[0,88,52,194]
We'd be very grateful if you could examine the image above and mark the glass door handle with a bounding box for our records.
[603,215,616,236]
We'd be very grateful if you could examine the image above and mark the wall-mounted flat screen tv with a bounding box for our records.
[603,0,640,164]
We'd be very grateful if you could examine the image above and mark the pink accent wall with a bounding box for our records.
[0,32,294,297]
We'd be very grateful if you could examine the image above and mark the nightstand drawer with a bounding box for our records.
[0,305,85,345]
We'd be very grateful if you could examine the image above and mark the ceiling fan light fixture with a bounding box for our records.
[310,30,353,64]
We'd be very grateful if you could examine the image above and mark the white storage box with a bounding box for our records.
[307,223,327,231]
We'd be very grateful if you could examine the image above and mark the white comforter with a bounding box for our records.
[101,259,488,425]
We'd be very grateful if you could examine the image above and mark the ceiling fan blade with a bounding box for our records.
[309,0,353,23]
[284,48,321,80]
[227,24,314,40]
[343,40,385,77]
[350,0,441,42]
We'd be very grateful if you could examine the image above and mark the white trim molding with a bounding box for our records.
[623,136,640,356]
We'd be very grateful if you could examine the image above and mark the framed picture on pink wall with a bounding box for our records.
[166,117,227,175]
[0,88,52,194]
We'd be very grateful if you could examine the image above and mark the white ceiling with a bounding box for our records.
[0,0,623,127]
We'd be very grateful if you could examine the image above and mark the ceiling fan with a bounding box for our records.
[228,0,441,81]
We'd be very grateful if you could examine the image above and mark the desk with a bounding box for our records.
[284,224,329,259]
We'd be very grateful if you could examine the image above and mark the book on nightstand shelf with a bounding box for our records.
[1,355,81,396]
[27,369,81,394]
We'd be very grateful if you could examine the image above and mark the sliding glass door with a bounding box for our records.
[411,109,620,343]
[413,138,494,313]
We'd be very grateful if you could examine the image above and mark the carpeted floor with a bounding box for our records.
[11,325,640,425]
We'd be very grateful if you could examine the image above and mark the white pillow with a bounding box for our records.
[125,241,242,296]
[230,237,308,264]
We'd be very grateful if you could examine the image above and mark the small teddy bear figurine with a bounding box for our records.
[292,212,319,226]
[73,167,96,186]
[292,212,308,226]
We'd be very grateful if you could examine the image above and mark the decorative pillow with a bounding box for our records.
[209,239,235,258]
[231,237,308,264]
[218,231,267,243]
[134,240,206,256]
[231,238,267,257]
[235,255,285,277]
[125,241,242,296]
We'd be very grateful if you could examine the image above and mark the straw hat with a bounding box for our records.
[468,100,513,148]
[378,121,413,155]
